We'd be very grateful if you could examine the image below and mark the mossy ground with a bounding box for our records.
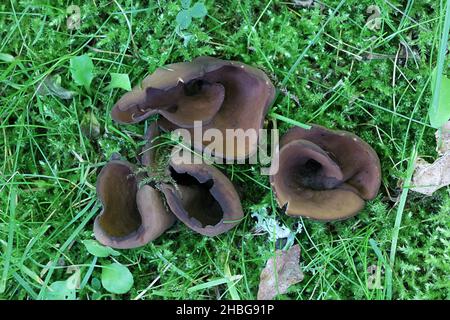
[0,0,449,300]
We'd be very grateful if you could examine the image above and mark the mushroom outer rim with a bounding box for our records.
[269,177,367,222]
[160,184,242,236]
[94,160,173,248]
[112,57,274,126]
[160,162,244,236]
[278,124,382,201]
[93,215,150,249]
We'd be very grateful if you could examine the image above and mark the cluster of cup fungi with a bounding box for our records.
[94,56,381,249]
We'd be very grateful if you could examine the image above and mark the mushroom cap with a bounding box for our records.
[112,57,228,127]
[111,56,275,160]
[94,160,175,249]
[159,57,275,160]
[270,125,381,220]
[160,150,244,236]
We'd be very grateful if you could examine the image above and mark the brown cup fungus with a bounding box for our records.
[94,158,175,249]
[160,150,244,236]
[94,119,244,247]
[270,125,381,220]
[111,56,275,160]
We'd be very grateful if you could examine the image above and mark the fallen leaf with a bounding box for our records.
[411,121,450,196]
[257,244,304,300]
[367,265,384,290]
[36,74,75,100]
[436,121,450,155]
[65,267,81,290]
[411,155,450,196]
[80,111,101,139]
[293,0,314,8]
[366,5,381,31]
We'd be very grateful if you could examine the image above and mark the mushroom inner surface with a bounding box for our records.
[183,79,207,96]
[170,167,223,227]
[98,163,142,237]
[287,158,343,191]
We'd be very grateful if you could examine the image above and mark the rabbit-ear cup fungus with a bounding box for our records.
[159,150,244,236]
[159,58,275,161]
[111,57,226,127]
[270,125,381,221]
[94,160,175,249]
[111,56,275,161]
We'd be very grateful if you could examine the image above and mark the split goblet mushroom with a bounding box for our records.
[111,56,275,160]
[94,159,176,249]
[142,124,244,236]
[270,125,381,220]
[160,149,244,236]
[141,123,244,236]
[94,122,244,248]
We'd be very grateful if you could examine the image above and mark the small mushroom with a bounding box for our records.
[270,125,381,220]
[94,158,175,249]
[159,150,244,236]
[111,56,275,160]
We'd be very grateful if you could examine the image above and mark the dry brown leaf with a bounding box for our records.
[436,121,450,155]
[257,244,304,300]
[293,0,314,7]
[411,121,450,196]
[367,265,384,290]
[366,5,382,30]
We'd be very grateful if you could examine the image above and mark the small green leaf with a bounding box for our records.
[190,2,207,18]
[101,263,134,294]
[91,277,101,290]
[428,67,450,128]
[0,53,14,63]
[43,280,76,300]
[107,73,131,91]
[70,54,94,89]
[176,9,192,29]
[82,240,120,258]
[181,0,191,9]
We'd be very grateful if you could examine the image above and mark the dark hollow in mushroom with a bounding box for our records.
[111,56,275,160]
[270,125,381,221]
[160,150,244,236]
[94,159,175,249]
[169,167,223,227]
[96,160,142,238]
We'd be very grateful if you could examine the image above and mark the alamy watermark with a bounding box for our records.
[169,121,279,175]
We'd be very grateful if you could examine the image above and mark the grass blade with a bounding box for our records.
[428,0,450,128]
[0,188,17,294]
[386,146,417,299]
